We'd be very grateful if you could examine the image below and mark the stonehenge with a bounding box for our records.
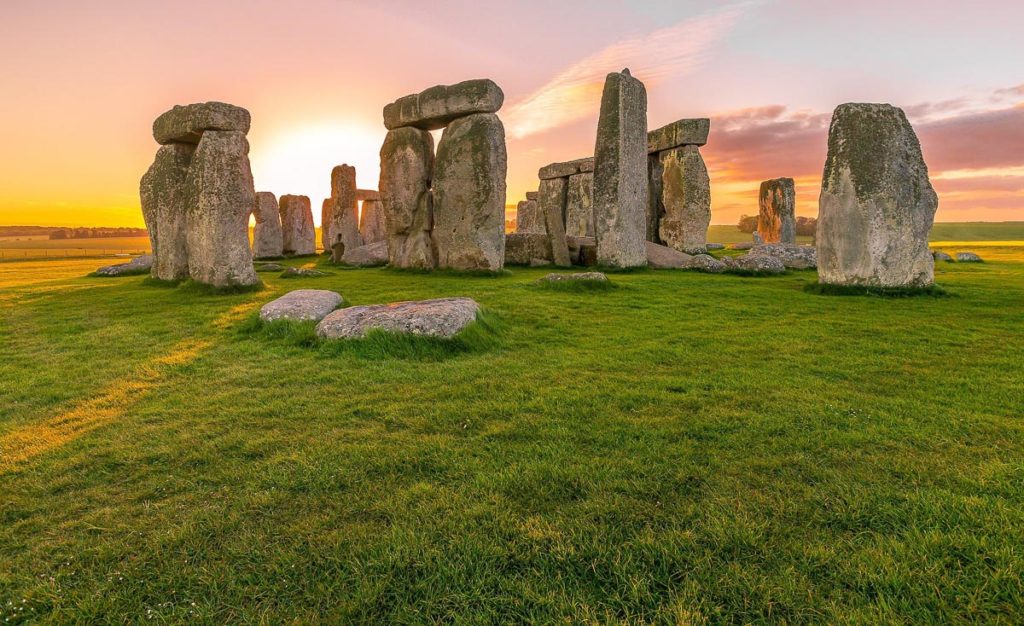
[593,69,649,268]
[379,79,507,271]
[816,103,938,288]
[279,194,316,256]
[252,191,284,258]
[648,119,711,254]
[515,192,543,234]
[141,101,259,288]
[316,297,480,339]
[324,165,363,255]
[758,178,796,244]
[358,189,386,244]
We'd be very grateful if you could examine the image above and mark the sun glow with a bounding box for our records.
[249,121,385,226]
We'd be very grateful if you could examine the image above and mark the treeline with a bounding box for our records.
[49,227,149,240]
[738,215,817,236]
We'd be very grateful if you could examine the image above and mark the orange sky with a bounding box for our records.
[1,0,1022,228]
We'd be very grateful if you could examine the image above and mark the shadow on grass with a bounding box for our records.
[534,277,616,292]
[87,267,152,278]
[174,279,265,296]
[238,310,502,361]
[382,266,514,279]
[804,282,951,298]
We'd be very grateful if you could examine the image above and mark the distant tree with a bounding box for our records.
[49,229,68,240]
[737,214,758,233]
[795,216,817,236]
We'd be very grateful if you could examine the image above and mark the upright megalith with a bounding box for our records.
[538,177,572,267]
[515,194,543,234]
[593,69,648,268]
[647,118,711,253]
[358,191,387,245]
[380,126,436,269]
[433,112,507,270]
[758,178,796,244]
[816,103,938,287]
[325,165,363,254]
[538,158,595,240]
[141,143,193,281]
[140,101,258,288]
[279,194,316,256]
[379,79,508,271]
[252,191,283,259]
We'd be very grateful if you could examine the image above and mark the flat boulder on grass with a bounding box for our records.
[260,289,343,322]
[932,250,953,262]
[646,241,692,269]
[94,254,153,277]
[730,242,754,251]
[706,243,725,250]
[281,267,330,278]
[538,272,608,283]
[956,252,983,262]
[340,240,389,267]
[723,254,786,274]
[255,262,285,272]
[316,297,479,339]
[681,254,726,273]
[750,243,817,269]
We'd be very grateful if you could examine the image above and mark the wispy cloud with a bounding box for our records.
[502,4,751,140]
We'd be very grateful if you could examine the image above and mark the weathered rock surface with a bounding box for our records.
[525,191,538,201]
[646,153,663,242]
[731,242,754,250]
[379,127,436,269]
[538,157,594,180]
[593,69,648,268]
[356,189,380,201]
[432,113,507,271]
[723,254,786,274]
[254,262,285,272]
[326,164,363,253]
[706,243,725,250]
[279,195,317,256]
[153,102,251,145]
[956,251,982,262]
[505,233,554,266]
[567,236,598,266]
[565,173,594,238]
[341,240,389,267]
[758,178,796,244]
[259,289,342,322]
[539,272,608,283]
[252,191,283,259]
[383,79,504,131]
[95,254,154,277]
[682,254,727,273]
[359,199,387,244]
[538,177,572,267]
[281,267,330,278]
[184,131,259,288]
[647,118,710,153]
[141,143,193,281]
[658,145,710,254]
[932,250,953,262]
[750,243,817,269]
[817,103,938,287]
[316,297,480,339]
[515,198,543,234]
[645,241,693,269]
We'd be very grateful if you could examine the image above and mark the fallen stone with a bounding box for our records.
[593,69,648,268]
[758,177,796,244]
[153,102,251,145]
[432,112,507,271]
[647,118,710,153]
[281,267,330,278]
[505,233,553,266]
[658,145,711,254]
[259,289,342,322]
[140,143,193,281]
[252,191,283,259]
[817,103,938,288]
[95,254,154,277]
[731,242,754,250]
[538,177,572,267]
[645,241,693,269]
[279,195,317,256]
[706,243,725,250]
[956,251,983,262]
[316,297,480,339]
[750,243,817,269]
[681,254,726,273]
[254,262,285,272]
[538,272,608,283]
[184,130,259,288]
[932,250,953,262]
[722,254,786,274]
[383,79,504,131]
[379,127,436,269]
[565,173,594,238]
[341,240,389,267]
[538,157,595,180]
[359,199,387,244]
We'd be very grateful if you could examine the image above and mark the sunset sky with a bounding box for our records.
[1,0,1022,227]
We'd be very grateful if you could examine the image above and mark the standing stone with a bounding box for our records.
[320,199,333,252]
[565,172,594,238]
[758,178,796,244]
[593,69,648,268]
[515,198,543,234]
[646,153,663,242]
[184,130,259,288]
[658,145,711,254]
[538,178,572,267]
[379,127,436,269]
[327,164,363,253]
[252,191,283,258]
[359,198,387,244]
[432,112,507,271]
[817,103,938,287]
[140,143,193,281]
[279,194,316,256]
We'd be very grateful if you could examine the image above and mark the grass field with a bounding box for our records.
[1,242,1023,623]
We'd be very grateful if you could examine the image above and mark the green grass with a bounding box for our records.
[1,250,1023,623]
